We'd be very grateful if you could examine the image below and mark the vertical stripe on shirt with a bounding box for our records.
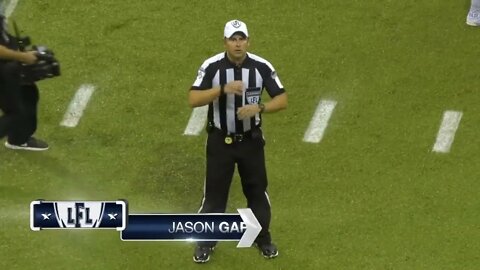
[246,68,257,131]
[219,66,227,130]
[234,68,244,133]
[239,68,250,132]
[254,68,263,126]
[225,68,236,133]
[212,70,220,128]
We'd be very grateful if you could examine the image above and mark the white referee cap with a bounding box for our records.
[224,19,249,38]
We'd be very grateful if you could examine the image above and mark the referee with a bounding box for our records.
[188,19,287,263]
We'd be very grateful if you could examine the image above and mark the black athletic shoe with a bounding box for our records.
[5,137,49,151]
[257,242,279,259]
[193,246,214,263]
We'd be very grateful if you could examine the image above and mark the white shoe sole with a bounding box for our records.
[262,250,279,259]
[192,256,209,263]
[192,246,214,263]
[5,142,49,151]
[467,11,480,26]
[466,20,480,26]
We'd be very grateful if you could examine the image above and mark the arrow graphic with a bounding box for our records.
[237,209,262,247]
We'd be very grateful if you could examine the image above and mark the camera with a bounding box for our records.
[10,21,61,84]
[21,45,60,83]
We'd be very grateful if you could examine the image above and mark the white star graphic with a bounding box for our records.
[41,213,51,220]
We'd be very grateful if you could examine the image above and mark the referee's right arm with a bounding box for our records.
[189,82,245,108]
[188,86,222,108]
[188,61,217,108]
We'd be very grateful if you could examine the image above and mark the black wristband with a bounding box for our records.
[220,84,225,96]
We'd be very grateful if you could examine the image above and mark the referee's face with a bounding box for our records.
[224,33,249,63]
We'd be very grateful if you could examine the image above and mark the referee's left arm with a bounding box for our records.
[236,91,287,120]
[262,92,287,113]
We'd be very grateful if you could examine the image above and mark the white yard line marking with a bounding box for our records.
[183,105,208,136]
[4,0,19,18]
[303,99,337,143]
[432,110,463,153]
[60,84,95,128]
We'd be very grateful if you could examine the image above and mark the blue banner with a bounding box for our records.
[121,209,261,248]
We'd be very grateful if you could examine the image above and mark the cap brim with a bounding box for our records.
[226,31,247,38]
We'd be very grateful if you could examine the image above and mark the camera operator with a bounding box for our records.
[0,15,48,151]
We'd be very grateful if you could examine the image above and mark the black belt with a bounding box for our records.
[211,127,255,144]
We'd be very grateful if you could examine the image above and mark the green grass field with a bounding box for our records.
[1,0,480,269]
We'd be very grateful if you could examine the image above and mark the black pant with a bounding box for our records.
[198,128,272,247]
[0,61,39,145]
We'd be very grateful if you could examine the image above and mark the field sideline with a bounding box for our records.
[1,1,479,269]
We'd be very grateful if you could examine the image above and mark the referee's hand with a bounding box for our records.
[224,81,244,95]
[237,104,260,120]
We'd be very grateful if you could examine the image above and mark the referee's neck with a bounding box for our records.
[226,52,247,67]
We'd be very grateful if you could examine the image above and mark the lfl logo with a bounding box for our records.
[232,20,241,28]
[67,203,93,227]
[52,201,104,228]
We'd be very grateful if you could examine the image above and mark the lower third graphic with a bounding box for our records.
[121,208,262,247]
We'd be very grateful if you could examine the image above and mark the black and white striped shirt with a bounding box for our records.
[191,52,285,134]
